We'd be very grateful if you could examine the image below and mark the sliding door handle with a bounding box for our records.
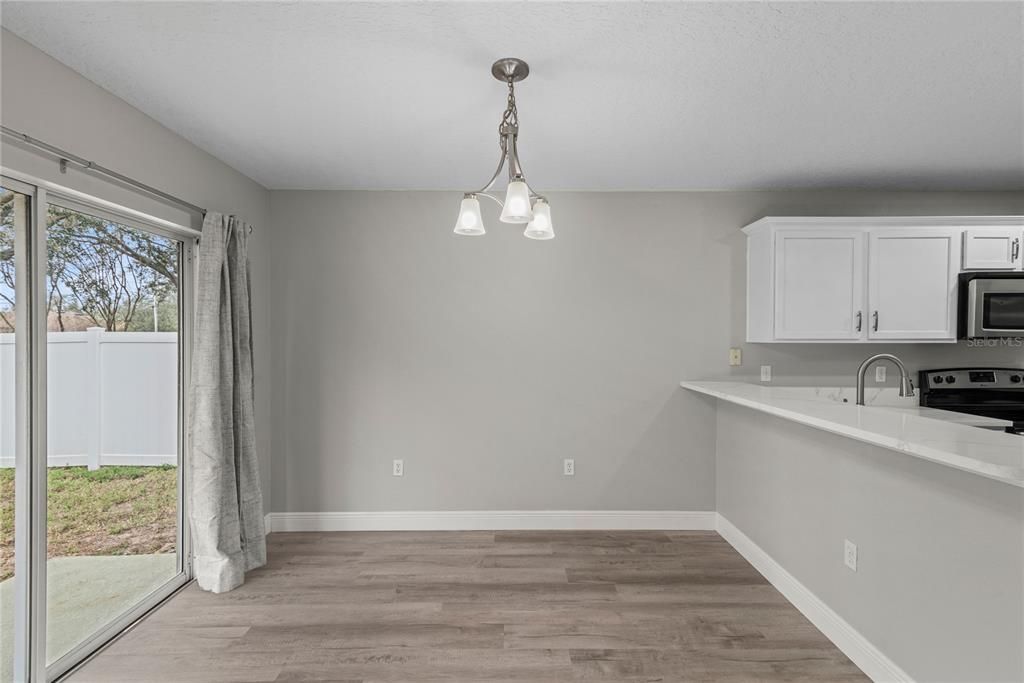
[872,310,879,332]
[855,311,862,332]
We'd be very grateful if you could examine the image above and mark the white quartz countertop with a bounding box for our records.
[681,381,1024,488]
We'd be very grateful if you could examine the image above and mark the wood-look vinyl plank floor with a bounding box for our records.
[69,530,867,682]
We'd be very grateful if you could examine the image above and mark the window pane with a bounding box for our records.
[44,204,180,665]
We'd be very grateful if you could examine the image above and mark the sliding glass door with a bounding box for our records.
[1,174,193,682]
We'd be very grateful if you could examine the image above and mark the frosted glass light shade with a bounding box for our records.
[523,199,554,240]
[499,180,534,223]
[453,195,485,236]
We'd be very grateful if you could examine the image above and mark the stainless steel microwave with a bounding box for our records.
[959,273,1024,338]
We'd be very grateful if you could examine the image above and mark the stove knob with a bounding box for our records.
[1011,375,1022,384]
[945,375,956,384]
[933,375,943,384]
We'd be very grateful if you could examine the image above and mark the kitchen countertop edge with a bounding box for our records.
[681,380,1024,489]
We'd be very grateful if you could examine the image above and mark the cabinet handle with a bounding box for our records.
[1013,238,1020,262]
[855,311,862,332]
[872,310,879,332]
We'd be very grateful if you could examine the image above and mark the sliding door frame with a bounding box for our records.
[2,169,197,682]
[5,174,48,683]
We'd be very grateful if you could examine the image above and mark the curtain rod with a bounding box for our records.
[2,124,208,215]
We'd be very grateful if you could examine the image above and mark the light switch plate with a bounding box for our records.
[729,348,742,366]
[875,366,886,383]
[760,365,772,382]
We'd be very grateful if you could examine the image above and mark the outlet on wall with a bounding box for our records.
[563,458,575,476]
[729,347,742,366]
[844,539,858,571]
[392,459,404,477]
[760,365,772,382]
[875,366,886,383]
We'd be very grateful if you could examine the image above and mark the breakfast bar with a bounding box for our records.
[681,381,1024,487]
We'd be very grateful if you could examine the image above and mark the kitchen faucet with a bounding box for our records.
[856,354,915,406]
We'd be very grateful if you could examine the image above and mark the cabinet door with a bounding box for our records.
[773,230,865,340]
[962,228,1022,270]
[868,229,958,340]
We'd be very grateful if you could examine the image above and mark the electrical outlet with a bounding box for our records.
[392,459,404,477]
[729,347,742,366]
[875,366,886,383]
[563,458,575,476]
[844,539,858,571]
[760,365,772,382]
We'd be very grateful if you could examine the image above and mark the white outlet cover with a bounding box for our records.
[875,366,886,382]
[563,458,575,476]
[729,347,742,366]
[844,539,858,571]
[392,459,404,476]
[760,365,772,382]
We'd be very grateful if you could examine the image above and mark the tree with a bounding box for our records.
[0,195,178,332]
[0,190,21,331]
[47,207,178,331]
[48,207,177,287]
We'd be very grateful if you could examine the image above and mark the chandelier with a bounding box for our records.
[453,58,554,240]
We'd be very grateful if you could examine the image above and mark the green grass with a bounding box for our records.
[0,466,177,581]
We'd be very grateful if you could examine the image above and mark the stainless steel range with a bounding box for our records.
[919,368,1024,435]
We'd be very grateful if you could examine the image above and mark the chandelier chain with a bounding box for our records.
[499,79,519,136]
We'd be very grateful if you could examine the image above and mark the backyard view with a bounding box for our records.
[0,203,180,334]
[0,466,176,582]
[0,191,182,673]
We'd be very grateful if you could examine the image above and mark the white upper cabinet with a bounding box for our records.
[773,230,864,340]
[744,216,1022,344]
[867,229,958,340]
[962,228,1022,271]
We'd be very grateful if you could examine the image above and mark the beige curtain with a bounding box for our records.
[188,212,265,593]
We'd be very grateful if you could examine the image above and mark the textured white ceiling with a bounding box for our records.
[2,1,1022,190]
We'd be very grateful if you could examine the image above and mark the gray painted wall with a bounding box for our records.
[715,400,1024,682]
[268,189,1024,513]
[1,30,274,511]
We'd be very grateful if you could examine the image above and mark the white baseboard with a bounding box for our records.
[264,510,717,533]
[716,515,912,683]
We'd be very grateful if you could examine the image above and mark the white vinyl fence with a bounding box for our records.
[0,328,178,468]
